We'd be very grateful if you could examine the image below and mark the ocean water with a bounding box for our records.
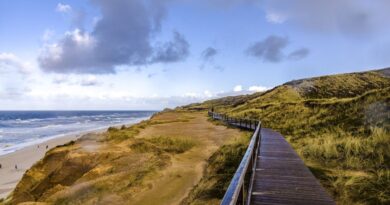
[0,111,156,155]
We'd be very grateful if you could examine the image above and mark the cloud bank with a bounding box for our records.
[0,52,34,74]
[39,0,189,74]
[262,0,390,37]
[151,31,190,63]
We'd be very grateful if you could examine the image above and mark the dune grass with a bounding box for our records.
[181,131,251,205]
[131,136,195,154]
[298,127,389,170]
[191,69,390,204]
[298,127,390,204]
[6,110,247,205]
[147,136,196,154]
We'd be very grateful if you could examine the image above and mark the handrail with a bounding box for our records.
[208,111,262,205]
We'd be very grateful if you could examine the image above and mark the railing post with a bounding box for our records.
[211,112,262,205]
[242,181,245,204]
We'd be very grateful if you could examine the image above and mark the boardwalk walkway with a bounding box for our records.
[251,128,335,205]
[209,112,335,205]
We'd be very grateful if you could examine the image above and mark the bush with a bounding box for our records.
[148,136,195,154]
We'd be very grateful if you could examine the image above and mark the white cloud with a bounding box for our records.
[233,85,243,92]
[56,3,72,13]
[0,52,34,74]
[248,85,268,92]
[39,29,98,73]
[262,0,390,37]
[66,29,95,46]
[204,90,213,98]
[266,11,287,24]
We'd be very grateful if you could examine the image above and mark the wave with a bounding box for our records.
[0,115,153,156]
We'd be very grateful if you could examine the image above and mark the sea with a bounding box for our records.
[0,111,156,156]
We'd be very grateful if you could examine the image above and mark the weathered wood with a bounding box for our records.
[208,111,335,205]
[251,128,335,205]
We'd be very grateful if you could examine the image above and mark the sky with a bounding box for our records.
[1,0,390,110]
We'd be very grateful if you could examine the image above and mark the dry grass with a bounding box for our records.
[191,68,390,204]
[181,130,251,205]
[6,110,247,205]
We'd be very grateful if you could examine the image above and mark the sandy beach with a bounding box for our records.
[0,126,119,199]
[0,116,151,200]
[0,132,85,199]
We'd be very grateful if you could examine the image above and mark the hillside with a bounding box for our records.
[1,68,389,205]
[190,68,390,204]
[2,111,250,205]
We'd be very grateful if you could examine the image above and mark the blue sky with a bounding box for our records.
[1,0,390,110]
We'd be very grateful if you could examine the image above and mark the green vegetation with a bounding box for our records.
[182,132,251,205]
[131,136,195,154]
[299,127,389,169]
[106,125,141,141]
[186,68,390,204]
[147,136,195,154]
[6,113,200,205]
[4,68,389,205]
[7,110,246,205]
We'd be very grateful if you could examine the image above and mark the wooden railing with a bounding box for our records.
[208,111,261,205]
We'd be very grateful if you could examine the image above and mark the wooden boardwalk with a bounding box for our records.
[209,112,335,205]
[250,128,335,205]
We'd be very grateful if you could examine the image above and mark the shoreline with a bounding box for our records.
[0,117,151,157]
[0,118,149,199]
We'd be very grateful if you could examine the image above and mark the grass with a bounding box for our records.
[7,110,246,205]
[298,127,390,170]
[181,132,251,205]
[105,124,142,141]
[147,136,196,154]
[6,68,389,205]
[189,68,390,204]
[130,136,196,154]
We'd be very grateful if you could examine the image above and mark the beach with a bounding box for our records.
[0,122,141,200]
[0,111,155,199]
[0,117,149,199]
[0,131,92,199]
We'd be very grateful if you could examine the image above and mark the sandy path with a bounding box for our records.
[130,112,242,205]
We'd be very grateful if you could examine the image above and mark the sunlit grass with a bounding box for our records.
[182,132,251,205]
[131,136,196,154]
[194,69,390,204]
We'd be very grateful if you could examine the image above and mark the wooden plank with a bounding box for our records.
[250,128,335,205]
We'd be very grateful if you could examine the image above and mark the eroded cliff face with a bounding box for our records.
[10,131,170,205]
[9,68,389,205]
[7,111,246,205]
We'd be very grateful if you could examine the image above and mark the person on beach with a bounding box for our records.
[46,145,48,149]
[15,164,17,170]
[0,163,2,169]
